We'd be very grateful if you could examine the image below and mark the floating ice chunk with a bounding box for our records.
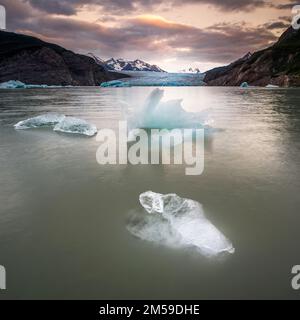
[0,80,71,89]
[125,88,211,129]
[14,113,66,130]
[127,191,235,257]
[240,82,249,88]
[266,84,279,88]
[53,117,97,136]
[0,80,26,89]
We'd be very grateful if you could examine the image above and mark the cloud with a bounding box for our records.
[23,0,268,16]
[272,1,300,10]
[0,0,282,69]
[9,13,276,64]
[263,21,290,30]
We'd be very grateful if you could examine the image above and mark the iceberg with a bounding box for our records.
[53,117,97,136]
[125,88,212,129]
[0,80,71,89]
[14,114,66,130]
[127,191,235,257]
[15,114,97,136]
[266,84,279,88]
[240,82,249,88]
[0,80,27,89]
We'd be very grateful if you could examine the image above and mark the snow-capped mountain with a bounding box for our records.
[178,67,201,74]
[105,58,166,72]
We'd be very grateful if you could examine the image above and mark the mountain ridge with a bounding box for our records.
[204,27,300,87]
[0,31,126,86]
[104,58,166,72]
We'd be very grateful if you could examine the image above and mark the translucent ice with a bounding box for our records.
[0,80,26,89]
[127,191,235,257]
[15,114,97,136]
[53,117,97,136]
[240,82,249,88]
[125,88,212,129]
[14,114,66,130]
[0,80,70,89]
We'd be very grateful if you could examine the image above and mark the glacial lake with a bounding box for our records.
[0,86,300,299]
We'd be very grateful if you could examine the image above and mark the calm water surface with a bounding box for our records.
[0,87,300,299]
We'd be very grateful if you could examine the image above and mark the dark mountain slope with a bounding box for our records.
[0,31,126,86]
[204,27,300,87]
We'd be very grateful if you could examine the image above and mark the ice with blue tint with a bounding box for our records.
[54,117,97,136]
[15,114,97,136]
[240,82,249,88]
[0,80,70,89]
[100,80,131,87]
[0,80,27,89]
[124,88,213,130]
[127,191,235,257]
[14,114,66,130]
[101,71,206,87]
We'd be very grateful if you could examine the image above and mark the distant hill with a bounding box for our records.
[0,31,126,86]
[204,27,300,87]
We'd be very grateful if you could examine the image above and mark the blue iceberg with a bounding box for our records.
[125,88,213,130]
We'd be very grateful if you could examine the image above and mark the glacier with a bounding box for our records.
[101,71,206,87]
[127,191,235,257]
[15,114,97,136]
[124,88,213,130]
[53,117,97,136]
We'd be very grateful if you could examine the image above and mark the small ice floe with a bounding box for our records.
[53,117,97,137]
[127,191,235,257]
[0,80,70,89]
[14,114,97,136]
[266,84,279,88]
[14,114,65,130]
[0,80,27,89]
[240,82,249,88]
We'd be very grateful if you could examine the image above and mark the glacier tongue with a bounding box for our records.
[53,117,97,136]
[128,191,235,257]
[14,114,66,130]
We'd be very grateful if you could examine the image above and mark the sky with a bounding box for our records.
[0,0,296,72]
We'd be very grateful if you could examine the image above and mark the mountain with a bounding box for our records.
[178,67,201,74]
[204,27,300,87]
[105,58,166,72]
[0,31,126,86]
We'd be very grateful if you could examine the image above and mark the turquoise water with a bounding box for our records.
[0,87,300,299]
